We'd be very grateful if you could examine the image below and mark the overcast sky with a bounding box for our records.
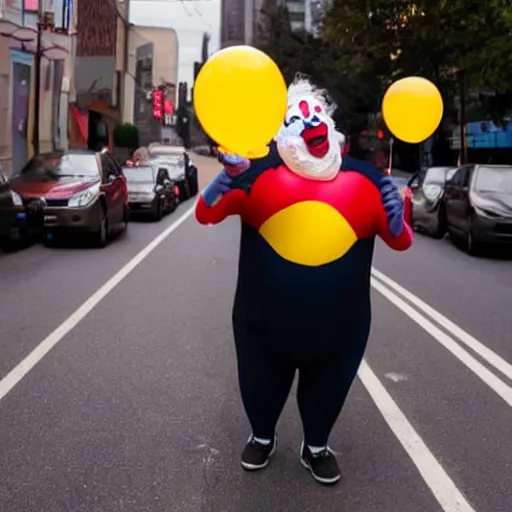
[130,0,221,87]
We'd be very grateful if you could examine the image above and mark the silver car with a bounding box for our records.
[148,145,198,199]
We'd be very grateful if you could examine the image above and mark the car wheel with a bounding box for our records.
[94,213,108,248]
[431,217,446,239]
[43,231,57,248]
[188,168,199,196]
[170,193,178,212]
[1,237,19,253]
[122,205,129,229]
[153,199,163,221]
[465,217,479,256]
[182,182,191,200]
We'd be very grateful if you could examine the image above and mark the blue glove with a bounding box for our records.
[380,176,404,237]
[202,169,233,207]
[218,152,251,178]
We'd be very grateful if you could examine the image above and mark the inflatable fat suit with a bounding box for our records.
[195,78,413,484]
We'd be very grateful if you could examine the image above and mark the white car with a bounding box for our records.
[148,145,198,200]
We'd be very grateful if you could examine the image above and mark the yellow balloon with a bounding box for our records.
[382,77,444,144]
[193,46,287,159]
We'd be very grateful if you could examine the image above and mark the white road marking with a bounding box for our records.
[0,190,496,511]
[0,204,196,403]
[371,277,512,407]
[372,268,512,382]
[385,372,409,383]
[358,360,476,512]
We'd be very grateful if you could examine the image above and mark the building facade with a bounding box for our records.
[0,0,75,175]
[123,26,178,146]
[69,0,129,151]
[220,0,317,48]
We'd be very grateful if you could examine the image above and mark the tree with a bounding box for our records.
[323,0,512,110]
[256,6,385,134]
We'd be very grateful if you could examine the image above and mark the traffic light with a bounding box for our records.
[178,82,188,110]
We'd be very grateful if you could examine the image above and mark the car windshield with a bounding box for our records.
[152,158,184,175]
[474,166,512,194]
[152,155,184,166]
[123,166,154,182]
[21,153,99,179]
[424,167,453,185]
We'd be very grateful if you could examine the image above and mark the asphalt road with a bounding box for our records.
[0,157,511,512]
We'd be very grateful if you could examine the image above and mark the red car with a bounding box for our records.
[10,149,129,247]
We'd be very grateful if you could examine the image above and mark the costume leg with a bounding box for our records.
[297,323,370,447]
[233,320,296,440]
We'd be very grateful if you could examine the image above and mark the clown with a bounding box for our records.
[195,77,412,485]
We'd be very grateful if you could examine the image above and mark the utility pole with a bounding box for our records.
[122,0,131,122]
[458,70,467,165]
[160,84,166,142]
[33,2,43,155]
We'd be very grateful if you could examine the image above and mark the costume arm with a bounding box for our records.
[376,203,414,251]
[195,189,247,225]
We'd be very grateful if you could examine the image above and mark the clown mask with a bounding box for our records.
[275,86,344,181]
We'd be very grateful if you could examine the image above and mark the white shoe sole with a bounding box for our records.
[241,436,277,471]
[300,457,341,484]
[300,441,341,485]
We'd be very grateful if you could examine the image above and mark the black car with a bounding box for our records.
[0,170,31,251]
[409,166,457,238]
[124,164,178,220]
[444,164,512,254]
[147,145,199,200]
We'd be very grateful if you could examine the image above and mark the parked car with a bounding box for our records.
[444,164,512,254]
[148,144,199,199]
[409,166,457,238]
[0,169,32,251]
[123,164,178,220]
[10,149,129,247]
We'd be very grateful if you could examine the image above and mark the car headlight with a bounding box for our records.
[10,190,23,206]
[422,184,442,202]
[68,183,100,207]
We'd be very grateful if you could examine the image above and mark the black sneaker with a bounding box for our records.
[300,442,341,484]
[241,435,276,470]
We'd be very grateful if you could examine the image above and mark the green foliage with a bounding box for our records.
[258,0,512,131]
[324,0,512,110]
[113,123,140,149]
[257,7,384,134]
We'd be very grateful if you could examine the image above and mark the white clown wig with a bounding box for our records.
[287,73,337,118]
[284,73,345,146]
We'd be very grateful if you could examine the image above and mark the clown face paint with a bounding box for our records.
[275,93,343,181]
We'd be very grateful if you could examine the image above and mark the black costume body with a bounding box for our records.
[196,144,412,446]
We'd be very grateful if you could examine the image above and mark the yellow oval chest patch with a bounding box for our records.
[259,201,357,266]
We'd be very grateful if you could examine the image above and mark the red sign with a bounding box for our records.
[164,99,173,114]
[24,0,39,11]
[152,90,163,119]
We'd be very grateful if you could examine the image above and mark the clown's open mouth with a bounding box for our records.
[309,136,327,146]
[302,124,330,158]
